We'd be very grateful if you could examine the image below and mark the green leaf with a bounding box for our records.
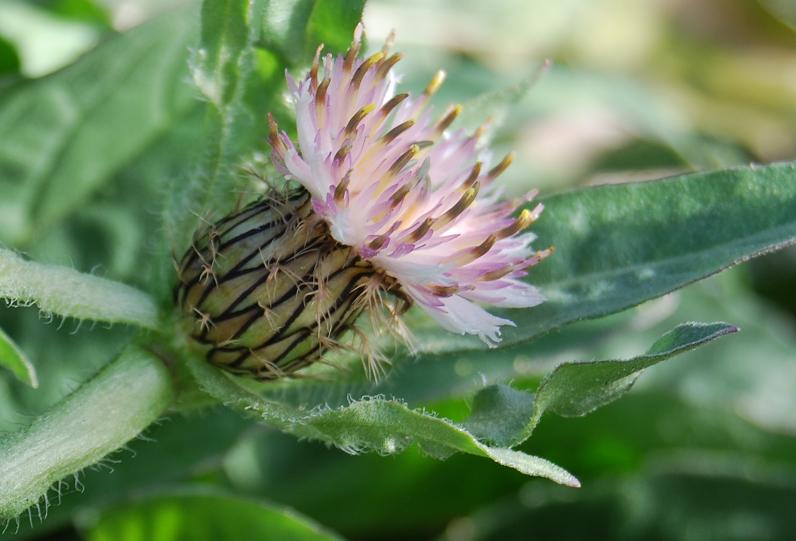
[466,322,737,448]
[31,0,111,27]
[0,325,36,387]
[193,0,252,109]
[0,7,197,246]
[0,346,173,518]
[168,0,366,261]
[256,0,365,65]
[205,323,737,484]
[760,0,796,29]
[0,34,21,76]
[534,322,739,418]
[187,357,580,487]
[0,248,159,328]
[304,0,366,54]
[410,161,796,354]
[82,489,343,541]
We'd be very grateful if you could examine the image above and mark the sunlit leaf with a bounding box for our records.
[83,489,344,541]
[0,325,36,387]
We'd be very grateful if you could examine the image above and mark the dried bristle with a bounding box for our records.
[175,187,411,381]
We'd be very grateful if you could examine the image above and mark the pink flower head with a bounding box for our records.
[269,25,552,347]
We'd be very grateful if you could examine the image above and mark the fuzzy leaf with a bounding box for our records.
[465,322,738,447]
[0,324,37,387]
[407,161,796,354]
[0,8,198,246]
[187,357,580,487]
[0,248,159,328]
[0,346,173,518]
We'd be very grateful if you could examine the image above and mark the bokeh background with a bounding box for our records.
[1,0,796,539]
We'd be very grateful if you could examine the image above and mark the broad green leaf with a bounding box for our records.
[83,489,343,541]
[187,357,580,487]
[0,7,197,246]
[0,346,173,518]
[409,161,796,354]
[0,325,36,388]
[0,248,159,328]
[465,322,737,447]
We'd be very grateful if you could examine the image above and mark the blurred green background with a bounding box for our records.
[1,0,795,539]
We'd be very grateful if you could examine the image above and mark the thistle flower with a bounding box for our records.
[176,25,551,380]
[270,26,552,340]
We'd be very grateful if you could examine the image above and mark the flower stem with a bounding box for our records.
[0,346,174,519]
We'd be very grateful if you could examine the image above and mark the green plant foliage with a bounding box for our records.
[403,162,796,355]
[304,0,367,54]
[256,0,365,65]
[82,489,343,541]
[1,0,796,538]
[31,0,110,27]
[0,36,20,76]
[189,322,734,486]
[0,325,36,387]
[7,408,252,539]
[461,322,737,448]
[0,8,197,247]
[0,347,173,518]
[0,248,158,328]
[187,353,580,486]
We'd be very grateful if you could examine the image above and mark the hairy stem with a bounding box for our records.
[0,346,174,518]
[0,248,160,329]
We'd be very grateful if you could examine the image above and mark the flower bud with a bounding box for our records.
[175,189,375,380]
